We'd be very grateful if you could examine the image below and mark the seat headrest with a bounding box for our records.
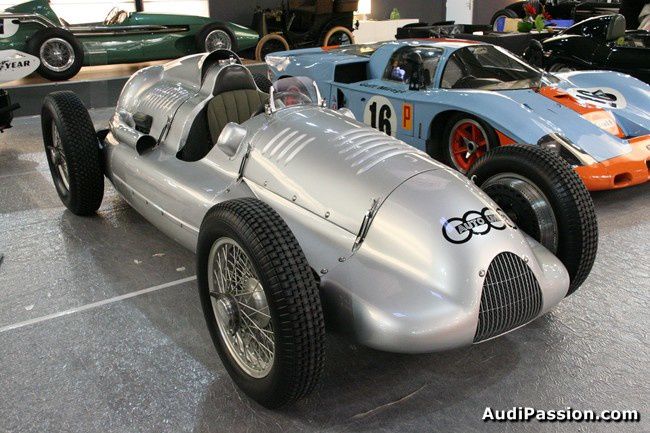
[606,14,626,42]
[213,64,257,96]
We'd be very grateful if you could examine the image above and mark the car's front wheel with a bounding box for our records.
[197,198,325,408]
[255,33,290,61]
[321,26,355,47]
[27,28,84,81]
[468,145,598,295]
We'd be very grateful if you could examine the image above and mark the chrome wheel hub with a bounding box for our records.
[208,238,274,378]
[483,173,559,253]
[40,38,75,72]
[462,137,479,157]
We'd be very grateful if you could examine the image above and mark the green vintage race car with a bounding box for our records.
[0,0,259,80]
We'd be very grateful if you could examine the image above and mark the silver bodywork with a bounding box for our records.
[102,52,570,353]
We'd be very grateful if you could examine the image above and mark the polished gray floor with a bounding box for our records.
[1,110,648,433]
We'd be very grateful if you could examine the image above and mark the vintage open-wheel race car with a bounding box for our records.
[40,50,597,407]
[252,0,357,61]
[0,0,259,81]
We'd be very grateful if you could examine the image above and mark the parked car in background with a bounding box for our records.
[267,39,650,191]
[490,0,621,30]
[251,0,357,60]
[0,0,259,80]
[524,14,650,84]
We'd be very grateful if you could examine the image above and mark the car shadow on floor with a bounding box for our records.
[52,193,523,431]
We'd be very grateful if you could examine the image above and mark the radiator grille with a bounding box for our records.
[474,252,543,343]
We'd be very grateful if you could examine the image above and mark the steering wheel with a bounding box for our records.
[452,75,478,89]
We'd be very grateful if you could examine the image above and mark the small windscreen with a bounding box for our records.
[272,77,319,109]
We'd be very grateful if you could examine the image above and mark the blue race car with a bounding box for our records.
[266,39,650,191]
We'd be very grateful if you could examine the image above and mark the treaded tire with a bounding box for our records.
[27,28,84,81]
[197,198,325,408]
[196,23,238,53]
[253,73,272,93]
[41,91,104,216]
[468,145,598,295]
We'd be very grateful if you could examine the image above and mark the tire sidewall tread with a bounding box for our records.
[41,91,104,215]
[197,198,325,408]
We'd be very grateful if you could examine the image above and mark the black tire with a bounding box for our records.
[253,73,272,93]
[196,23,238,53]
[27,28,84,81]
[197,198,325,408]
[490,8,520,30]
[41,91,104,216]
[467,145,598,295]
[441,113,499,174]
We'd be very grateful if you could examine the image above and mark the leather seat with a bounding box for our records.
[606,14,626,42]
[206,65,268,144]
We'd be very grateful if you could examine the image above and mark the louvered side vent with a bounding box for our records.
[474,252,543,343]
[334,129,426,174]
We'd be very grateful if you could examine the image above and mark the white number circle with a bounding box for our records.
[363,95,397,137]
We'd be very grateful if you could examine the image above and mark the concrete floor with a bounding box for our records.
[0,109,648,433]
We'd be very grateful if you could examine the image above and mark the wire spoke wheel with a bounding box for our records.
[449,119,489,173]
[205,29,232,52]
[40,38,75,72]
[208,237,274,378]
[48,121,70,191]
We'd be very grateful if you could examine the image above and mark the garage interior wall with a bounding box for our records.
[0,0,210,23]
[207,0,447,27]
[473,0,520,25]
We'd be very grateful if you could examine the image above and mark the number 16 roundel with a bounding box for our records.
[363,95,397,137]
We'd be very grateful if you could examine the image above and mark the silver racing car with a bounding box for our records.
[41,50,598,408]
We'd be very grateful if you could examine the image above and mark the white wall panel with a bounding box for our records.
[0,0,209,23]
[143,0,209,17]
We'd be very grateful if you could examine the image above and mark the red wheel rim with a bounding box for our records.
[449,120,489,172]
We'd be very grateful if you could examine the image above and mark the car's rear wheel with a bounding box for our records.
[468,144,598,295]
[41,91,104,215]
[442,113,498,174]
[197,198,325,408]
[322,26,355,47]
[27,28,84,81]
[197,23,237,53]
[255,33,290,61]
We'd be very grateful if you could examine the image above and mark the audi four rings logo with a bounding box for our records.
[442,208,515,244]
